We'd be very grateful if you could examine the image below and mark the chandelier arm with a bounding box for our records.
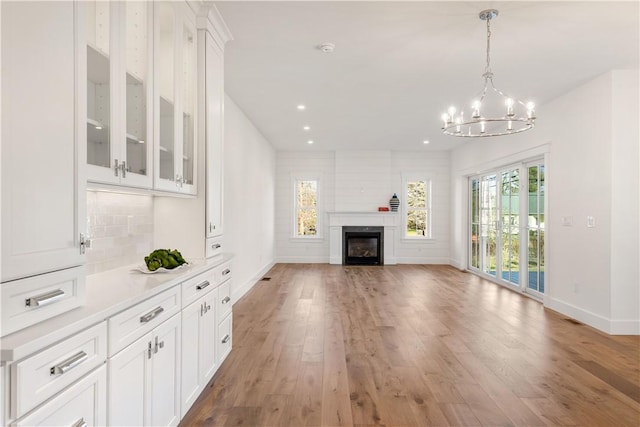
[488,81,528,107]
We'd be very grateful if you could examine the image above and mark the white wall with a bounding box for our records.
[275,150,451,264]
[450,70,640,334]
[610,70,640,331]
[224,95,276,302]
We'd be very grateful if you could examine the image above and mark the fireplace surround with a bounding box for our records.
[328,212,398,265]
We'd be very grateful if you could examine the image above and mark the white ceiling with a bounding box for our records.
[214,1,639,152]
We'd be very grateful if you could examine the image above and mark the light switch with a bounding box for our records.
[587,216,596,228]
[561,216,573,226]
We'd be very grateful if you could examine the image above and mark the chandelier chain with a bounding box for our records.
[485,15,492,76]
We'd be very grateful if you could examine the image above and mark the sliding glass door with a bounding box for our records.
[526,163,545,297]
[469,160,545,297]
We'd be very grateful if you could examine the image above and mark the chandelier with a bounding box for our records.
[441,9,536,137]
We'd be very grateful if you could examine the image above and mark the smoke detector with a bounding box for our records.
[317,43,335,53]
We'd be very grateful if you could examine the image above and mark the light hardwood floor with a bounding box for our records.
[180,264,640,426]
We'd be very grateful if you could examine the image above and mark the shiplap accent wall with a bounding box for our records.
[275,151,335,263]
[335,151,392,211]
[275,150,451,264]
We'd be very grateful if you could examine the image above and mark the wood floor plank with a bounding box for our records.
[180,264,640,427]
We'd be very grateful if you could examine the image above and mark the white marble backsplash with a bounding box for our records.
[86,191,154,275]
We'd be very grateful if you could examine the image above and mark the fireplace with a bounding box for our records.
[342,226,383,265]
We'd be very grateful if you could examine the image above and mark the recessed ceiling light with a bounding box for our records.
[307,140,314,144]
[297,105,306,110]
[303,126,310,131]
[423,140,430,144]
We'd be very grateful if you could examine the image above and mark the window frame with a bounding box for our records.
[291,174,322,239]
[402,173,433,240]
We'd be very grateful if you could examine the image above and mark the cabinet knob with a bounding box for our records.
[222,268,231,276]
[222,296,231,305]
[222,334,230,344]
[212,243,221,249]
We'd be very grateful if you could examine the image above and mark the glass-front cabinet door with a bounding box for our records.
[122,1,153,187]
[155,2,197,194]
[86,1,153,188]
[86,1,115,181]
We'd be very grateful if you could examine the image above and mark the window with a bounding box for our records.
[294,178,319,237]
[404,176,431,238]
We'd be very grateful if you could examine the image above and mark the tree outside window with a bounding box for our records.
[405,179,431,238]
[295,179,318,236]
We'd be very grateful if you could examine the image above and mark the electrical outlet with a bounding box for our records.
[587,216,596,228]
[561,216,573,226]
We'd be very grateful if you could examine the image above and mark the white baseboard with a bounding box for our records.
[545,297,612,334]
[231,260,276,304]
[449,258,465,270]
[396,256,451,265]
[609,319,640,335]
[275,256,329,263]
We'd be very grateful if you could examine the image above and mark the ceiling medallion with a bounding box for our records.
[441,9,536,138]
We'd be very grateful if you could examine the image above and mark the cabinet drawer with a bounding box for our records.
[205,237,223,259]
[182,268,215,308]
[11,322,107,418]
[215,260,232,284]
[216,280,232,325]
[217,313,232,364]
[1,266,86,337]
[12,365,106,427]
[108,286,180,356]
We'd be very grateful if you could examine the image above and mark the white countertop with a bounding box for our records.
[0,255,232,362]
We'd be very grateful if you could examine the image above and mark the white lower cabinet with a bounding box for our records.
[108,313,181,427]
[13,366,106,427]
[180,289,217,415]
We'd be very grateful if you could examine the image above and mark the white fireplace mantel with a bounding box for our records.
[328,212,399,265]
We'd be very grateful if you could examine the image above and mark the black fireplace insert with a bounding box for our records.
[342,226,383,265]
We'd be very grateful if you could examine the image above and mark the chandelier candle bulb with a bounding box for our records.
[507,120,513,131]
[506,98,515,117]
[527,102,536,119]
[472,101,481,118]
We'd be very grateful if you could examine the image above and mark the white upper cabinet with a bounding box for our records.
[155,2,198,195]
[1,1,86,282]
[86,1,153,188]
[204,32,225,238]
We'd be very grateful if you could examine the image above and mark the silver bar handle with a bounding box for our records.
[221,296,231,305]
[120,160,126,178]
[71,418,87,427]
[50,351,88,376]
[26,289,65,307]
[114,159,119,177]
[140,306,164,323]
[212,243,221,249]
[196,281,210,291]
[222,268,231,276]
[221,334,230,344]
